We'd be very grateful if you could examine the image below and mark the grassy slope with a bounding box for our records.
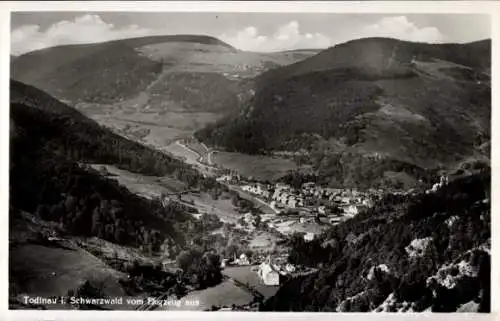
[196,38,491,188]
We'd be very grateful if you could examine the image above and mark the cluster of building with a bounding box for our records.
[241,183,271,199]
[215,172,242,184]
[239,181,381,218]
[229,180,386,243]
[271,183,305,209]
[220,253,297,286]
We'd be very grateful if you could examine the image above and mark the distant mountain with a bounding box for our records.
[195,38,491,189]
[11,34,316,108]
[11,34,319,149]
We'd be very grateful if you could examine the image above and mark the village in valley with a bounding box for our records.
[161,144,390,290]
[88,130,454,311]
[218,172,382,236]
[162,137,455,302]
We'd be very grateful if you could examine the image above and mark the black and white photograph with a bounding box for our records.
[6,3,493,315]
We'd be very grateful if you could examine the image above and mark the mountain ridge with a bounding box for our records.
[14,34,237,57]
[195,37,491,189]
[11,34,321,150]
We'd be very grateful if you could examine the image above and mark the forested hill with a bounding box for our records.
[261,168,490,312]
[10,79,205,185]
[195,38,491,189]
[10,80,221,254]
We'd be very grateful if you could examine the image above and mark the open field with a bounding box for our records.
[181,193,241,223]
[223,266,280,299]
[89,164,187,198]
[88,109,220,148]
[212,151,300,181]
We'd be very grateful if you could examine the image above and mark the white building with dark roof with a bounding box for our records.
[257,256,280,286]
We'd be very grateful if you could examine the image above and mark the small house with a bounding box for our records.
[285,263,296,273]
[344,205,359,216]
[304,232,315,242]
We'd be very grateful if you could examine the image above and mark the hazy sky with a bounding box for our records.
[11,12,491,55]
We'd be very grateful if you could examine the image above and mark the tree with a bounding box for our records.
[91,207,101,235]
[198,252,222,287]
[254,214,262,228]
[245,249,254,262]
[176,248,202,274]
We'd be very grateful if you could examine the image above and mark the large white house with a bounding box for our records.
[258,256,280,286]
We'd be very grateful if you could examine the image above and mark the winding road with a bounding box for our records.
[173,139,277,214]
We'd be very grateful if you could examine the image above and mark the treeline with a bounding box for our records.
[263,169,491,312]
